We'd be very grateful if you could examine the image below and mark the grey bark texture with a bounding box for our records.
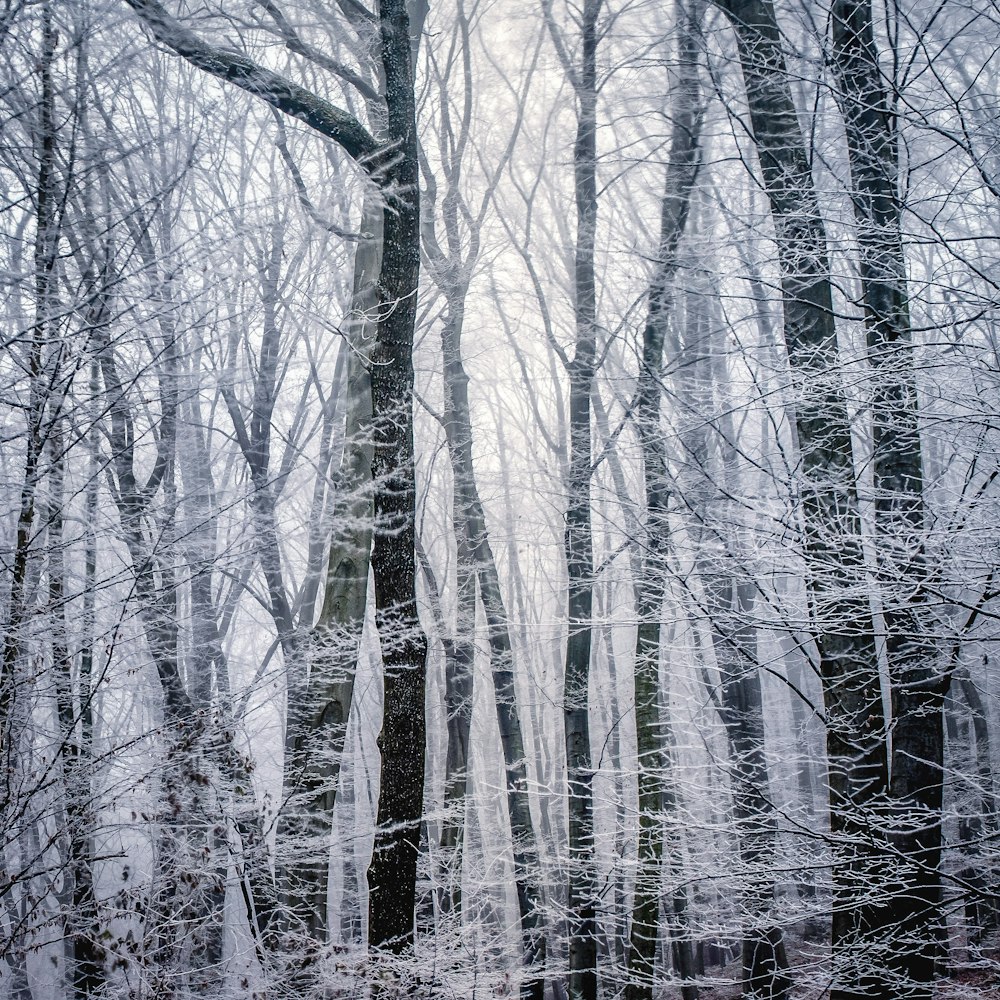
[542,2,603,996]
[710,0,891,993]
[625,5,703,998]
[832,3,942,993]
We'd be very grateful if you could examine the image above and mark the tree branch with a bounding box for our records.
[255,0,381,103]
[124,0,380,164]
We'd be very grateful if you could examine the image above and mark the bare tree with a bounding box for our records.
[540,3,603,996]
[831,3,942,993]
[626,6,703,998]
[418,5,547,992]
[123,0,430,960]
[708,0,894,994]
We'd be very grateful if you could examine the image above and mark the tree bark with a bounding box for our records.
[125,0,431,962]
[831,4,941,993]
[706,582,791,1000]
[365,0,429,956]
[418,4,548,984]
[548,3,603,996]
[681,274,791,1000]
[279,189,382,942]
[950,665,998,949]
[710,1,890,994]
[626,6,703,998]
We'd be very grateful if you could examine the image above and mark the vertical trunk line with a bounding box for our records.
[712,0,890,994]
[831,4,940,992]
[561,4,602,997]
[366,0,430,959]
[626,7,703,996]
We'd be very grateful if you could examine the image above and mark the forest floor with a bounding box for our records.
[938,968,1000,999]
[657,937,1000,998]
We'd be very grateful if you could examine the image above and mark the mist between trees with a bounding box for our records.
[1,0,998,997]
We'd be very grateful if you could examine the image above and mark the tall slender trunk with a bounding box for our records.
[433,282,548,995]
[949,664,998,949]
[221,223,310,948]
[365,0,429,956]
[548,4,603,996]
[831,5,940,994]
[710,1,890,994]
[705,582,791,1000]
[175,377,237,991]
[67,359,104,998]
[51,415,104,998]
[626,7,702,999]
[419,534,474,918]
[419,3,547,981]
[1,14,59,989]
[1,0,58,735]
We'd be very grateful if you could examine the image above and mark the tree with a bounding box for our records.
[418,5,547,993]
[708,0,889,994]
[830,3,942,992]
[675,265,791,999]
[625,5,703,998]
[123,0,430,960]
[540,2,602,996]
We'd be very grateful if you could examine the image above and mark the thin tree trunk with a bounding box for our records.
[626,7,703,998]
[1,0,58,737]
[50,415,104,998]
[951,665,998,949]
[419,3,547,980]
[417,536,475,919]
[68,359,105,998]
[705,582,792,1000]
[681,273,791,999]
[176,378,240,992]
[547,4,603,995]
[431,283,549,996]
[0,12,59,990]
[240,190,382,952]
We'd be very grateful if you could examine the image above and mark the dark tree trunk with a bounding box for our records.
[1,0,59,736]
[124,0,431,963]
[69,359,105,999]
[681,277,791,1000]
[0,14,60,994]
[831,4,941,994]
[626,7,703,999]
[708,583,791,1000]
[949,666,998,950]
[51,415,104,999]
[365,0,429,956]
[710,1,890,995]
[418,536,475,918]
[553,3,602,996]
[419,3,547,981]
[433,284,547,998]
